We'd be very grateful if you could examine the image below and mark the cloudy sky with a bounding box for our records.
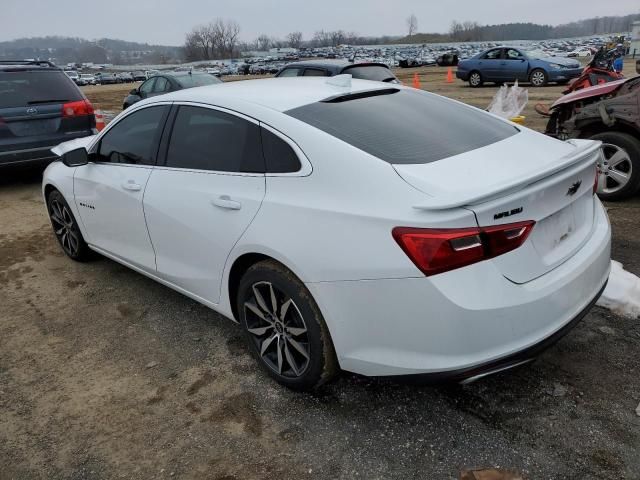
[2,0,638,45]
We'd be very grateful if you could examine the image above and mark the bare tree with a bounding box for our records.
[183,18,241,60]
[406,14,418,38]
[286,31,303,49]
[256,34,271,51]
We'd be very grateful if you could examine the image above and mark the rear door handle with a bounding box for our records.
[212,195,242,210]
[122,181,142,191]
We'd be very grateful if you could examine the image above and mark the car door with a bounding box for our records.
[478,48,503,81]
[143,104,266,304]
[73,104,170,272]
[501,48,529,81]
[149,76,172,98]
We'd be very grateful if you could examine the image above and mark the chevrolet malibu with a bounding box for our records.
[43,77,611,390]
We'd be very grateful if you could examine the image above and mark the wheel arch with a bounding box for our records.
[227,251,307,323]
[575,119,640,140]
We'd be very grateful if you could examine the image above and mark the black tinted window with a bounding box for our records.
[277,68,301,77]
[175,73,222,88]
[152,77,170,93]
[343,65,396,82]
[303,68,327,77]
[166,106,264,173]
[260,128,301,173]
[286,89,517,164]
[0,70,82,108]
[97,106,167,165]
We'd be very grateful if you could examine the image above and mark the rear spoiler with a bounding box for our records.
[411,140,601,211]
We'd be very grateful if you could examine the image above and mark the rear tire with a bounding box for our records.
[46,190,93,261]
[529,69,548,87]
[468,71,483,88]
[590,131,640,201]
[237,260,338,391]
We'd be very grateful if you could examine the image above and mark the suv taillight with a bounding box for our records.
[62,99,94,117]
[392,221,535,277]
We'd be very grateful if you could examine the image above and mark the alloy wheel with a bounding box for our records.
[531,71,546,86]
[49,199,80,256]
[469,73,481,87]
[598,143,633,195]
[244,281,310,378]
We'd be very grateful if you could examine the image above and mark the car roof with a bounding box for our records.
[280,60,389,73]
[142,77,397,113]
[0,60,61,72]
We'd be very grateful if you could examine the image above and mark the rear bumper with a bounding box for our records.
[0,132,94,168]
[307,199,611,377]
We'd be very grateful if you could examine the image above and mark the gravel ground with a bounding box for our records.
[1,70,640,479]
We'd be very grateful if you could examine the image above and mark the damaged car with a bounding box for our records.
[545,76,640,200]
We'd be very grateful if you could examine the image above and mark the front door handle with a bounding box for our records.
[212,195,242,210]
[122,180,142,191]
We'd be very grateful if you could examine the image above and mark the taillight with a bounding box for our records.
[392,220,535,277]
[62,99,94,117]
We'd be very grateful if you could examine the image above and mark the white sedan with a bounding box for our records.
[43,77,611,390]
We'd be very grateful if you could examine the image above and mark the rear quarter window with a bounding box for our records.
[285,89,517,164]
[0,70,83,108]
[342,65,396,82]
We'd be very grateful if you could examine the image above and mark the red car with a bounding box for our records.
[545,76,640,201]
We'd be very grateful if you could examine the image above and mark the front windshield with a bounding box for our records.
[524,49,550,60]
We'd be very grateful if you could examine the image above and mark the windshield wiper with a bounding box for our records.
[27,99,68,105]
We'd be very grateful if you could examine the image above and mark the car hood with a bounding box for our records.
[541,56,580,67]
[551,78,628,108]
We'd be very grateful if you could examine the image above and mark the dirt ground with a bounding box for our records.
[1,65,640,479]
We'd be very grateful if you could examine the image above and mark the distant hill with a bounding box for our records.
[0,36,183,65]
[396,13,640,43]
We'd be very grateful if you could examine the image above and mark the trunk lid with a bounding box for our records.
[393,132,601,283]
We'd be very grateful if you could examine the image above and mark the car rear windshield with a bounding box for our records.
[0,70,83,108]
[343,65,396,82]
[285,88,518,164]
[175,73,222,88]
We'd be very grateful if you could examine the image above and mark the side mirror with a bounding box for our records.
[130,88,139,95]
[61,147,89,167]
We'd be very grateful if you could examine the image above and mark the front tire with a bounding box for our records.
[529,69,548,87]
[468,71,483,88]
[590,131,640,201]
[46,190,93,261]
[237,260,338,391]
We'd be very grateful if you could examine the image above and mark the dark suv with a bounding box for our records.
[0,60,96,168]
[275,60,399,83]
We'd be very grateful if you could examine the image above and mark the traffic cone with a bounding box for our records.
[95,109,105,132]
[412,72,421,89]
[446,67,454,83]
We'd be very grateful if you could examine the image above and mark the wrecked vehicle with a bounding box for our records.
[545,76,640,200]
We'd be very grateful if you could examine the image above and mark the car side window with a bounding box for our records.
[165,106,264,173]
[260,128,301,173]
[482,49,502,60]
[303,68,327,77]
[96,106,168,166]
[152,77,170,93]
[139,78,156,95]
[505,49,524,60]
[278,68,301,77]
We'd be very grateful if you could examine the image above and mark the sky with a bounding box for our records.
[2,0,638,46]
